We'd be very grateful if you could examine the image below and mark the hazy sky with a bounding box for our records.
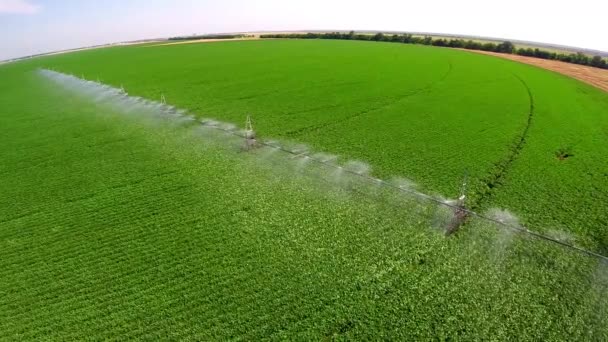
[1,0,606,61]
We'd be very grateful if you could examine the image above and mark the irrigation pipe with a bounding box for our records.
[38,69,608,263]
[206,123,608,262]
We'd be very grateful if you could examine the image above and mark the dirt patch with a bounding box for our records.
[461,49,608,93]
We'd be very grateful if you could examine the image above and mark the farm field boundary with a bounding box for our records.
[461,49,608,93]
[150,37,260,47]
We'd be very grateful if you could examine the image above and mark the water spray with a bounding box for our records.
[37,68,608,263]
[445,170,469,236]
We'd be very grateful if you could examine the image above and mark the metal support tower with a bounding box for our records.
[244,115,257,150]
[446,170,469,236]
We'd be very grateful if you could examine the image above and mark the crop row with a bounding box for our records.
[40,39,607,252]
[1,64,607,339]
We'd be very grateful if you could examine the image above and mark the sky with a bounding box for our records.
[1,0,606,61]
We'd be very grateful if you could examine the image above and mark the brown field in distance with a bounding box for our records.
[462,49,608,93]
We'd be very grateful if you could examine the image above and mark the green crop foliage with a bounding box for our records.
[21,39,608,252]
[0,40,607,339]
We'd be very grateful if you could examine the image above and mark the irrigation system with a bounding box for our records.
[208,116,608,263]
[39,68,608,263]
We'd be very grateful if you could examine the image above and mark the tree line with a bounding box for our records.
[168,34,250,41]
[260,32,608,70]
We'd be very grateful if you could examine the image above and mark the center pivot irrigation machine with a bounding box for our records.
[445,171,469,236]
[37,69,608,263]
[231,117,606,263]
[237,114,470,236]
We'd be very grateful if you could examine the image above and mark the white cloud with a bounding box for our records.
[0,0,40,14]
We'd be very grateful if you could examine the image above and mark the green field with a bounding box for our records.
[28,39,608,252]
[1,39,607,339]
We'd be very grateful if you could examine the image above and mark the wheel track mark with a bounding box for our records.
[0,169,182,226]
[471,73,534,210]
[282,60,454,137]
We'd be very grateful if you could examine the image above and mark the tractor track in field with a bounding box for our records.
[282,61,453,137]
[281,91,423,137]
[229,80,367,102]
[0,210,44,225]
[0,170,184,226]
[470,74,535,210]
[63,170,182,205]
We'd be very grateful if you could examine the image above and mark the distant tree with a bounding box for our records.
[464,40,481,50]
[556,54,572,62]
[590,55,604,67]
[496,41,515,54]
[517,48,535,56]
[448,39,465,48]
[432,39,447,47]
[321,32,342,39]
[481,42,497,51]
[533,48,552,59]
[410,36,423,44]
[372,32,385,41]
[261,32,608,70]
[572,52,590,65]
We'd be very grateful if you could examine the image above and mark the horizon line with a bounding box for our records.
[3,29,607,64]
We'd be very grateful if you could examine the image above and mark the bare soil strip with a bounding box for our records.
[462,49,608,93]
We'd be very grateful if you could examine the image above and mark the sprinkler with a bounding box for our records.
[445,170,469,236]
[243,114,259,151]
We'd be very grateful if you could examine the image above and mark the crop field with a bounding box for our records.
[1,40,607,339]
[25,39,608,252]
